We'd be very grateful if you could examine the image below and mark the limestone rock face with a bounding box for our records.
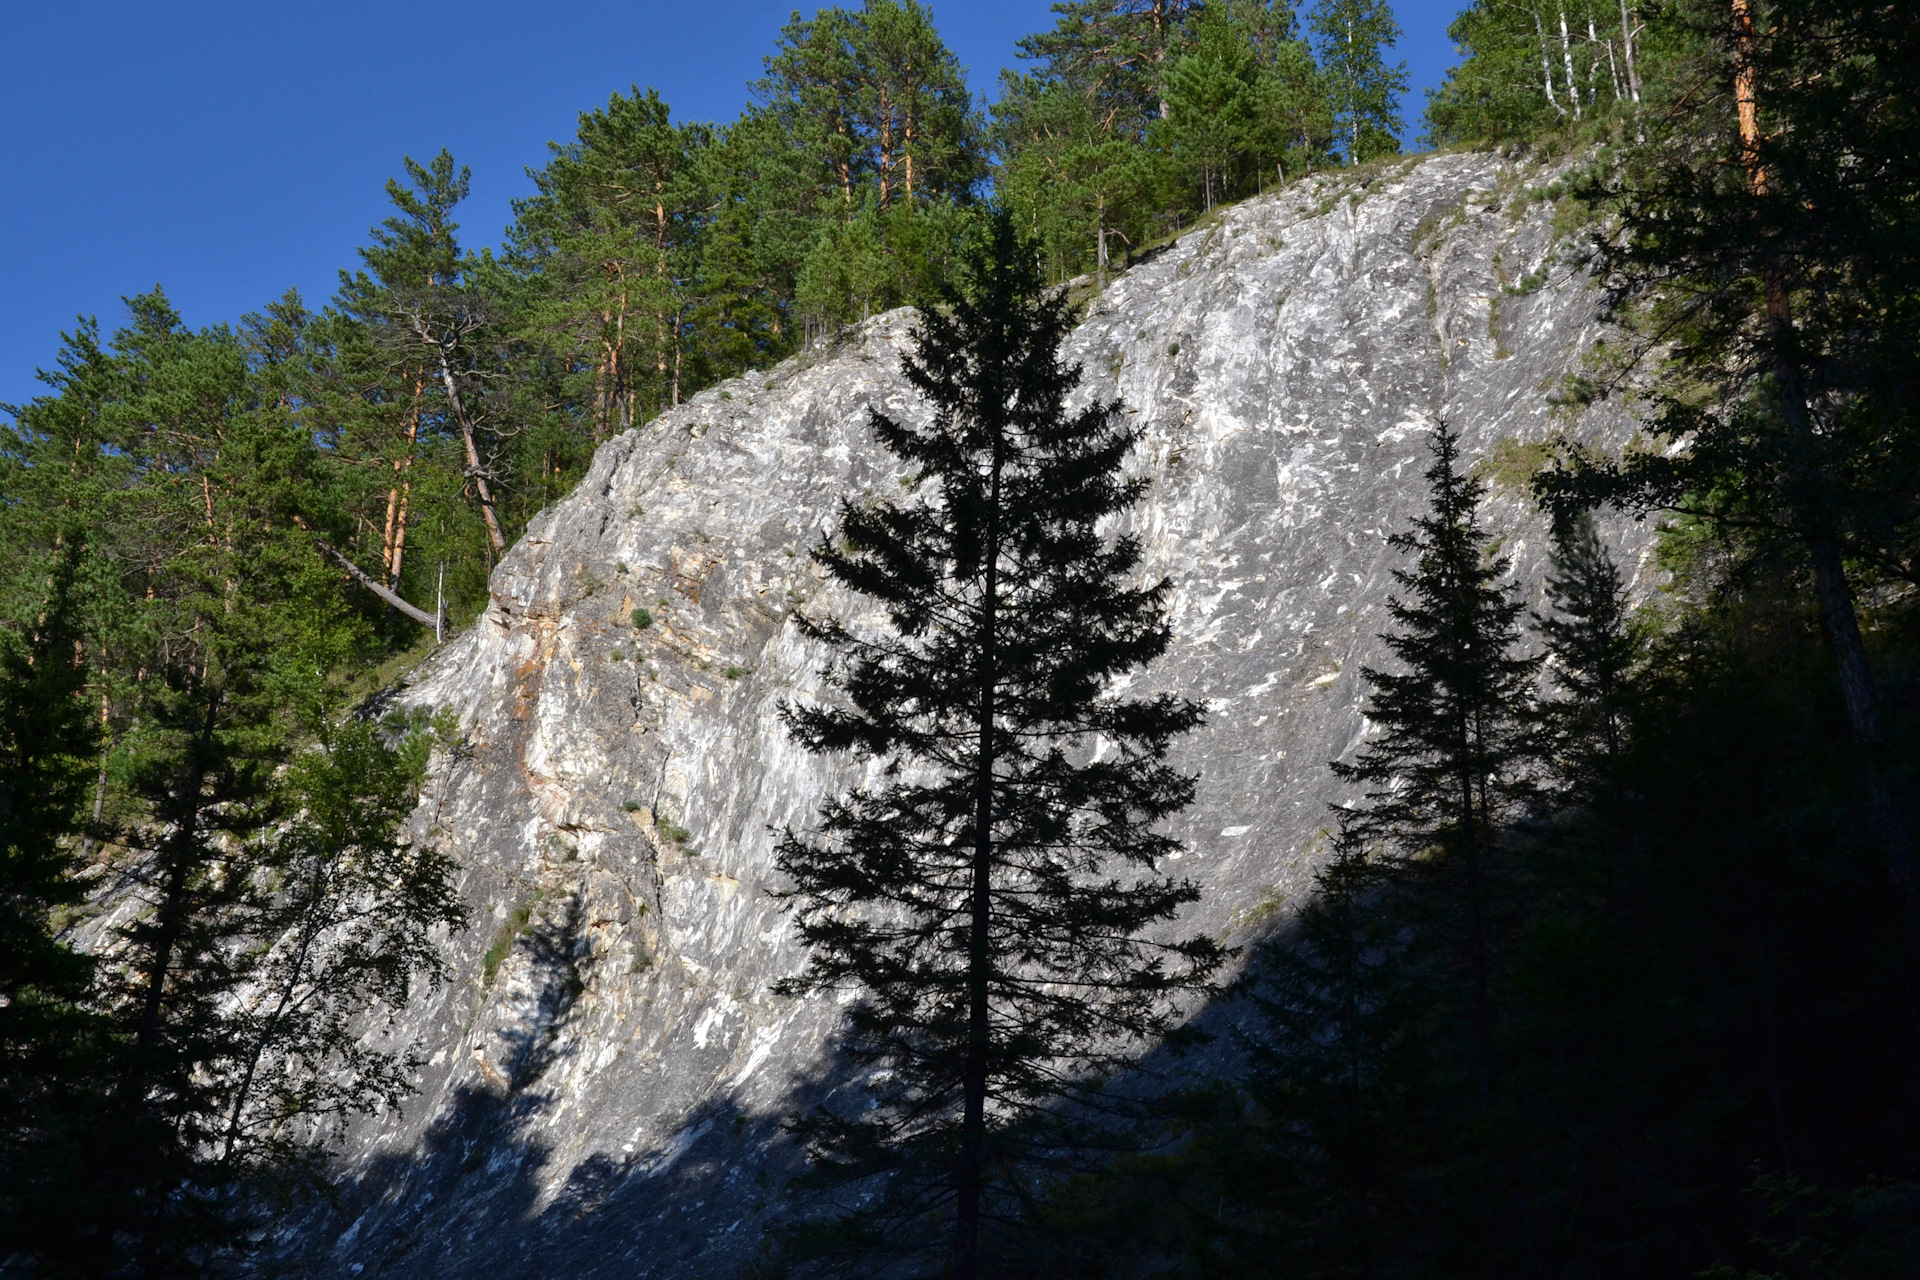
[292,151,1644,1277]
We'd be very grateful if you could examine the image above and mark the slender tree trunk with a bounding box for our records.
[388,477,411,597]
[78,693,110,863]
[1458,754,1498,1107]
[595,324,613,444]
[879,85,893,207]
[838,117,854,208]
[957,432,1005,1280]
[1592,14,1616,102]
[380,377,424,591]
[1096,193,1109,288]
[426,334,506,554]
[1620,0,1641,101]
[1732,0,1766,188]
[1537,7,1565,115]
[384,386,422,633]
[1153,0,1172,119]
[904,104,916,202]
[616,272,632,434]
[1560,8,1583,119]
[1731,0,1909,883]
[671,305,683,408]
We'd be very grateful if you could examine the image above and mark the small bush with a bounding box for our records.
[631,608,653,629]
[616,560,630,574]
[482,903,536,985]
[725,665,750,680]
[657,819,692,845]
[611,649,625,661]
[622,801,642,812]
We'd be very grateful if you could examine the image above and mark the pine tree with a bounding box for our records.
[337,150,509,558]
[0,291,467,1273]
[774,213,1225,1277]
[758,1,984,335]
[1163,4,1265,210]
[992,71,1156,285]
[1016,0,1206,132]
[1238,0,1336,182]
[1333,423,1540,1101]
[508,88,713,435]
[1308,0,1408,164]
[755,0,982,214]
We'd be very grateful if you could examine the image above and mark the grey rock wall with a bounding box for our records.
[284,150,1647,1278]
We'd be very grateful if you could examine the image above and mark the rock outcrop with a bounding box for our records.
[287,150,1645,1278]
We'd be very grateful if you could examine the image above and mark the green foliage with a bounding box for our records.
[1016,415,1920,1280]
[0,545,112,1259]
[1309,0,1408,163]
[1471,432,1557,494]
[0,283,466,1272]
[1423,0,1706,149]
[1334,424,1542,872]
[998,1,1341,284]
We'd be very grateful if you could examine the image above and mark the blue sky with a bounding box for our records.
[0,1,1464,411]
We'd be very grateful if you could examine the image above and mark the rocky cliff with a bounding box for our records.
[286,150,1646,1278]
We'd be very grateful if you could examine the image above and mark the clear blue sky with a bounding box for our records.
[0,1,1464,411]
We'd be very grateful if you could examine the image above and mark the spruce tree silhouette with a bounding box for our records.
[1332,422,1540,1105]
[773,212,1225,1278]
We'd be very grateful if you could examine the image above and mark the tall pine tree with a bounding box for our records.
[774,213,1224,1278]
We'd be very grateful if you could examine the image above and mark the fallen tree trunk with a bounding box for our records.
[314,540,444,638]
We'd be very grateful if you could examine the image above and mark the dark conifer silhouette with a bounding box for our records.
[774,212,1225,1277]
[1243,848,1431,1277]
[0,544,109,1258]
[1539,510,1637,787]
[1332,422,1539,1102]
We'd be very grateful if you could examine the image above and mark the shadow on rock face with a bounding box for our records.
[277,895,834,1280]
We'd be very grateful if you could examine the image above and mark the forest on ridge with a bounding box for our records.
[6,1,1920,1277]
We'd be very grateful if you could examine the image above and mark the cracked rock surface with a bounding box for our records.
[284,151,1648,1278]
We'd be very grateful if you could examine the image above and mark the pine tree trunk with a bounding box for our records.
[957,434,1005,1280]
[428,338,506,554]
[1096,194,1109,287]
[383,386,422,630]
[1730,0,1908,885]
[1458,755,1498,1107]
